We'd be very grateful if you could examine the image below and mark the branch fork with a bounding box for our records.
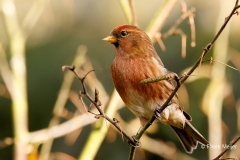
[63,65,137,146]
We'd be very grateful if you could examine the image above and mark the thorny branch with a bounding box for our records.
[63,65,136,145]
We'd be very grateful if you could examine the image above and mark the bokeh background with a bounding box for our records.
[0,0,240,160]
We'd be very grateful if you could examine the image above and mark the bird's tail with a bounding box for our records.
[171,120,209,153]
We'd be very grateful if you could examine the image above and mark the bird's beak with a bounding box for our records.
[102,36,117,43]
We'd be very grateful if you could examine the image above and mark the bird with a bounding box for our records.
[103,24,209,153]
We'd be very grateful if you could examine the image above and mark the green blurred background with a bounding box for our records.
[0,0,240,159]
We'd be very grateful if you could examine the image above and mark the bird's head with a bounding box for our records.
[103,25,156,58]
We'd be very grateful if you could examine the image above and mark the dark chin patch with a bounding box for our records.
[113,42,119,48]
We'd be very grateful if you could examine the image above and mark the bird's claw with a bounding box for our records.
[154,109,162,120]
[128,135,141,148]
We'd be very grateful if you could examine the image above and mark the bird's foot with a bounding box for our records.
[128,135,141,148]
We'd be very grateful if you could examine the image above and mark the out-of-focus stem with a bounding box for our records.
[146,0,178,40]
[22,0,51,38]
[0,43,13,96]
[1,0,28,159]
[119,0,137,25]
[78,89,124,160]
[39,46,87,160]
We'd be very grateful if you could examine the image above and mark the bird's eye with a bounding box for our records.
[121,30,128,37]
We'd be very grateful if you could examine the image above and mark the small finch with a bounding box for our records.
[103,25,208,153]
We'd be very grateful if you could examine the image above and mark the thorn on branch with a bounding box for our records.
[128,135,142,148]
[112,118,120,124]
[204,43,213,52]
[79,91,85,98]
[154,109,162,121]
[88,110,102,119]
[112,117,125,141]
[236,10,239,15]
[70,65,76,71]
[210,57,213,64]
[225,10,239,21]
[181,72,197,78]
[94,115,102,119]
[202,57,239,71]
[95,88,102,106]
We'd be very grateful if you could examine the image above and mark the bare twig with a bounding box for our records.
[161,7,196,40]
[64,65,136,145]
[202,58,239,71]
[114,113,196,160]
[39,46,87,160]
[213,136,240,160]
[155,7,196,57]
